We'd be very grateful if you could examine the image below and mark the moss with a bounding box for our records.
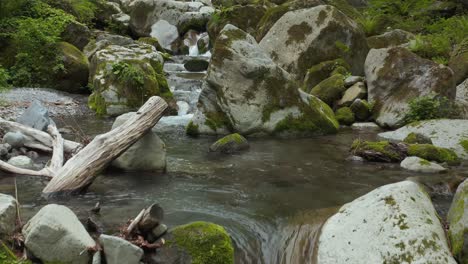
[447,181,467,257]
[285,21,312,45]
[419,159,431,166]
[309,74,346,106]
[351,140,405,162]
[210,133,249,153]
[169,221,234,264]
[137,37,164,52]
[350,99,370,121]
[303,59,350,91]
[204,111,233,132]
[404,132,433,145]
[210,26,247,68]
[186,121,200,137]
[407,144,460,165]
[88,92,107,115]
[384,195,396,206]
[335,107,355,126]
[460,139,468,153]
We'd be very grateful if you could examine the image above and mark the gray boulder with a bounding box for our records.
[447,179,468,263]
[23,204,96,264]
[150,20,179,51]
[259,5,368,81]
[0,194,17,236]
[2,132,25,148]
[16,100,55,131]
[400,156,447,173]
[84,31,135,59]
[111,112,166,171]
[317,181,456,263]
[99,234,143,264]
[365,47,455,128]
[7,155,33,169]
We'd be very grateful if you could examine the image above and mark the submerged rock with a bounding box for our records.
[365,47,455,128]
[99,234,144,264]
[259,5,368,81]
[23,204,96,264]
[157,221,234,264]
[350,140,406,162]
[447,179,468,263]
[400,156,447,173]
[111,112,166,171]
[16,100,55,131]
[184,59,209,72]
[209,133,249,153]
[0,194,17,237]
[189,25,338,136]
[317,181,456,264]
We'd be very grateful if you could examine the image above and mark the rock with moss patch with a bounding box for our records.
[400,156,447,173]
[351,140,406,162]
[184,59,209,72]
[61,20,91,50]
[310,74,346,106]
[317,180,457,264]
[349,99,370,121]
[379,119,468,159]
[177,9,213,36]
[88,42,172,116]
[303,59,350,91]
[407,144,460,166]
[157,221,234,264]
[111,112,166,171]
[447,179,468,263]
[367,29,414,49]
[53,42,89,93]
[190,25,339,136]
[84,31,135,59]
[403,132,433,145]
[337,82,366,107]
[209,133,249,153]
[365,47,455,128]
[449,38,468,85]
[335,107,355,126]
[259,5,368,81]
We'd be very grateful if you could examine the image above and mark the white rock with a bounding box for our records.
[7,155,33,169]
[99,234,143,264]
[0,194,17,236]
[378,119,468,159]
[447,179,468,261]
[150,20,179,51]
[317,181,456,264]
[400,156,447,173]
[23,204,96,264]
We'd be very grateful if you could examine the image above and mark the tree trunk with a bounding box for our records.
[42,96,167,195]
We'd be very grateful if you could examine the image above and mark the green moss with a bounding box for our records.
[447,181,467,257]
[0,242,31,264]
[460,139,468,153]
[309,74,346,106]
[186,121,200,137]
[303,59,350,91]
[407,144,460,165]
[335,107,355,126]
[137,37,164,52]
[88,92,106,115]
[204,111,233,132]
[351,140,404,162]
[384,195,396,206]
[169,221,234,264]
[210,26,247,68]
[419,159,431,166]
[404,132,433,144]
[285,21,312,45]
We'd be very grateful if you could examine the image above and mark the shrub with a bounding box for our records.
[404,93,459,124]
[0,66,10,91]
[44,0,101,25]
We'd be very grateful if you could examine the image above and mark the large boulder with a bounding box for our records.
[88,43,172,116]
[378,119,468,159]
[53,42,89,93]
[317,181,456,264]
[189,25,339,136]
[99,234,144,264]
[150,20,179,51]
[365,47,455,128]
[447,179,468,263]
[111,112,166,171]
[259,5,368,81]
[0,194,17,237]
[449,38,468,85]
[23,204,96,264]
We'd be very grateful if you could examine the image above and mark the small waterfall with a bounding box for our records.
[184,32,202,57]
[176,101,190,116]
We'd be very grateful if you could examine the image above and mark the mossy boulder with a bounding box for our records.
[259,5,369,81]
[209,133,249,153]
[88,42,172,116]
[303,58,350,90]
[447,179,468,263]
[137,37,164,52]
[60,20,91,50]
[207,5,266,41]
[367,29,414,49]
[365,47,455,128]
[53,42,89,93]
[449,38,468,85]
[403,132,433,145]
[351,140,407,162]
[335,107,355,126]
[162,221,234,264]
[349,99,370,121]
[190,25,338,136]
[407,144,460,166]
[184,59,209,72]
[310,74,346,106]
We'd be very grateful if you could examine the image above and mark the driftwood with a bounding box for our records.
[138,203,164,232]
[0,96,167,196]
[42,96,167,195]
[127,209,146,235]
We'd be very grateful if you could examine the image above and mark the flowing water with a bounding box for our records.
[0,54,464,263]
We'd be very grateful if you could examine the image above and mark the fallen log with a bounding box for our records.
[0,118,81,154]
[42,96,167,195]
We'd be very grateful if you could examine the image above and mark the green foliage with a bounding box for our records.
[0,242,31,264]
[404,93,459,124]
[186,121,200,137]
[0,66,11,91]
[44,0,100,25]
[0,0,29,19]
[112,62,145,89]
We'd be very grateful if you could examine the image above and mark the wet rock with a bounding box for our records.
[403,132,433,145]
[346,155,364,162]
[138,203,164,233]
[158,221,234,264]
[0,194,17,236]
[303,59,350,91]
[400,156,447,173]
[449,38,468,85]
[378,119,468,159]
[184,59,209,72]
[61,20,91,50]
[2,132,25,148]
[335,107,355,126]
[365,47,455,128]
[16,100,55,131]
[189,25,339,136]
[447,179,468,263]
[111,112,167,171]
[337,82,366,107]
[7,155,33,169]
[23,204,96,264]
[349,99,370,121]
[317,181,456,264]
[259,5,368,81]
[151,20,179,51]
[350,140,407,162]
[209,133,249,153]
[0,144,10,157]
[344,75,364,87]
[99,234,143,264]
[367,29,414,49]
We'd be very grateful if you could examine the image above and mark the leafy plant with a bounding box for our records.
[0,66,11,91]
[112,62,145,89]
[404,93,459,124]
